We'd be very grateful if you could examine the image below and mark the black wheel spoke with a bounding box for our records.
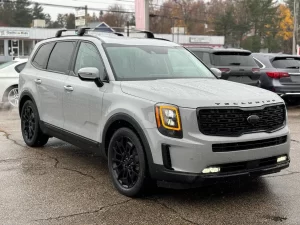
[22,105,36,142]
[111,135,141,189]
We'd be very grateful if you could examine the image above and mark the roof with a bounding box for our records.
[188,47,252,54]
[42,33,181,47]
[253,53,300,58]
[99,35,180,46]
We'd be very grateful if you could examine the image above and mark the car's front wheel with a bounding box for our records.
[21,100,49,147]
[108,128,148,197]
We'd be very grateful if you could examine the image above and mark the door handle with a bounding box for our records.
[64,85,74,92]
[34,79,42,84]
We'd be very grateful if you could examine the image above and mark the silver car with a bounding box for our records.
[18,29,290,197]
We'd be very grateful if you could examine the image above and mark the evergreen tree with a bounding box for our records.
[65,13,75,29]
[32,3,45,20]
[13,0,33,27]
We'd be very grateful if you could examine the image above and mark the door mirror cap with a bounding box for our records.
[210,68,222,78]
[78,67,99,81]
[78,67,104,87]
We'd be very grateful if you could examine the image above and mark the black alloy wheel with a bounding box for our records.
[22,105,35,142]
[111,136,140,188]
[21,100,49,147]
[108,128,148,197]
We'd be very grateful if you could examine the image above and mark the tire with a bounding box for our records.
[2,86,18,109]
[108,128,148,197]
[21,100,49,147]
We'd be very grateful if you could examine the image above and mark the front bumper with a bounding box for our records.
[150,158,289,186]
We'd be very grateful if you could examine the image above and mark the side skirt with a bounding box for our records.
[40,121,103,156]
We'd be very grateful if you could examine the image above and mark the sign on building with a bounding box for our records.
[189,37,211,43]
[0,30,30,38]
[75,19,86,27]
[75,10,85,18]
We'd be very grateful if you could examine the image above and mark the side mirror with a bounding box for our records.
[210,68,222,78]
[78,67,104,87]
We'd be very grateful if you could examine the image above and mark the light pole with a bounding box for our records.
[293,0,299,55]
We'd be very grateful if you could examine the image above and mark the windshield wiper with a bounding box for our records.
[286,66,300,69]
[229,63,241,65]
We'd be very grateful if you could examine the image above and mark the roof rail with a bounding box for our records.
[77,27,91,36]
[138,31,155,38]
[114,32,124,36]
[153,38,170,42]
[55,29,68,38]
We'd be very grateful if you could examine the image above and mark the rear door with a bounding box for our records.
[211,51,260,86]
[37,41,76,128]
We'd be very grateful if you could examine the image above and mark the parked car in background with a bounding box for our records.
[188,47,261,86]
[0,58,27,108]
[253,53,300,102]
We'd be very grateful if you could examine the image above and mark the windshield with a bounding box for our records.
[104,45,215,81]
[272,58,300,69]
[212,52,257,66]
[0,61,17,70]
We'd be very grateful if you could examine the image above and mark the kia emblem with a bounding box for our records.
[247,115,260,125]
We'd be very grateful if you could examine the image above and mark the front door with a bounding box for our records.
[63,41,106,141]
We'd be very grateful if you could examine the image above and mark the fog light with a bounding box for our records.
[202,167,221,174]
[277,156,287,163]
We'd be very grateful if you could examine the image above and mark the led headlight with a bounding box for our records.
[155,104,183,138]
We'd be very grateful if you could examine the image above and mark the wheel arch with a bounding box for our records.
[19,91,38,117]
[102,113,154,169]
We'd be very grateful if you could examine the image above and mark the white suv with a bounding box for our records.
[18,29,290,197]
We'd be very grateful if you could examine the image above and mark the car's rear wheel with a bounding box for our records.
[108,128,148,197]
[7,86,19,107]
[21,100,49,147]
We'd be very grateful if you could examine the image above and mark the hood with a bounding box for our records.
[121,79,284,108]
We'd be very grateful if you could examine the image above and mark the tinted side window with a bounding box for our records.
[47,41,76,74]
[74,42,104,75]
[32,43,55,69]
[15,63,26,73]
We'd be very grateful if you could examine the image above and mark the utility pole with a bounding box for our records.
[293,0,299,55]
[127,21,130,37]
[85,5,88,27]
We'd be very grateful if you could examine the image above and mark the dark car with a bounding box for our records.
[188,47,260,86]
[253,53,300,100]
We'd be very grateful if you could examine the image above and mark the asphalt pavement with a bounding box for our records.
[1,107,300,225]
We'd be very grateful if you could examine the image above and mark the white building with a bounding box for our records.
[0,26,224,63]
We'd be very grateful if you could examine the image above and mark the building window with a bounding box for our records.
[0,40,4,56]
[24,40,32,56]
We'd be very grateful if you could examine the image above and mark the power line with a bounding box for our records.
[1,0,135,13]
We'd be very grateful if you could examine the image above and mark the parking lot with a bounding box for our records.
[0,107,299,225]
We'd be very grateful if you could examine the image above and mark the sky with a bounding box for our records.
[37,0,137,20]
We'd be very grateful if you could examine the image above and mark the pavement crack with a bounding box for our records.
[146,198,200,225]
[0,130,25,148]
[33,199,132,222]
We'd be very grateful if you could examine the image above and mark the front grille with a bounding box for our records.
[213,155,287,174]
[212,136,287,152]
[197,104,286,136]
